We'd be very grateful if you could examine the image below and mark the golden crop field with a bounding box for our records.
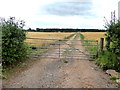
[81,32,106,41]
[26,32,74,46]
[26,32,74,39]
[81,32,106,46]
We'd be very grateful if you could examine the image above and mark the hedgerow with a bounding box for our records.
[1,17,28,68]
[96,15,120,72]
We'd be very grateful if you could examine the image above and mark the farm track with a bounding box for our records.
[2,33,118,88]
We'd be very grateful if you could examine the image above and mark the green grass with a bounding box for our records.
[80,33,85,40]
[96,51,120,72]
[110,76,118,81]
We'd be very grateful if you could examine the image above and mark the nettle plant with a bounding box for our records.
[1,17,28,67]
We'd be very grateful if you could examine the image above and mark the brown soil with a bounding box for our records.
[2,34,118,88]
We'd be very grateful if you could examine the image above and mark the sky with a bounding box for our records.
[0,0,120,29]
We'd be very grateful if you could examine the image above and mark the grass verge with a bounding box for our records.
[79,33,85,40]
[95,51,120,72]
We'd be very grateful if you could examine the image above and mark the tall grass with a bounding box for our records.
[96,51,120,72]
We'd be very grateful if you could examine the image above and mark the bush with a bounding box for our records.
[105,18,120,55]
[96,51,120,72]
[1,17,28,67]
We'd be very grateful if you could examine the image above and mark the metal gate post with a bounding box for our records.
[96,40,99,57]
[59,40,60,59]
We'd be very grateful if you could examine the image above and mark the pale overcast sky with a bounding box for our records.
[0,0,119,29]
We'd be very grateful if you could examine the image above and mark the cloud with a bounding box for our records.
[43,0,96,18]
[0,0,119,29]
[29,15,104,29]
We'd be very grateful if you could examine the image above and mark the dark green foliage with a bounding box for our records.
[27,28,106,32]
[96,51,120,72]
[1,17,28,67]
[98,16,120,72]
[105,20,120,55]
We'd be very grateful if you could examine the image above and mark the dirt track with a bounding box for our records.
[2,34,118,88]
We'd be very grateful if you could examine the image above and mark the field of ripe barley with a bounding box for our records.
[25,32,74,46]
[81,32,106,41]
[81,32,106,47]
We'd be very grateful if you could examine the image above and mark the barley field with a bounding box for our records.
[81,32,106,47]
[81,32,106,41]
[26,32,74,46]
[26,32,74,39]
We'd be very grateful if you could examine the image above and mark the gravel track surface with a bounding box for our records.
[2,33,118,88]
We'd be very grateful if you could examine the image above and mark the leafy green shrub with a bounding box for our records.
[1,17,28,68]
[105,17,120,55]
[96,51,120,71]
[103,13,120,73]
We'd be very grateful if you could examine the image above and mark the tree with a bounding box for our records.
[1,17,28,67]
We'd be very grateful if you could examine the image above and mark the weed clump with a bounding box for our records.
[96,51,120,72]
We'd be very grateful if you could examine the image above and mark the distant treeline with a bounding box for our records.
[26,28,106,32]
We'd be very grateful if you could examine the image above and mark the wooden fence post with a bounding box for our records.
[100,38,104,52]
